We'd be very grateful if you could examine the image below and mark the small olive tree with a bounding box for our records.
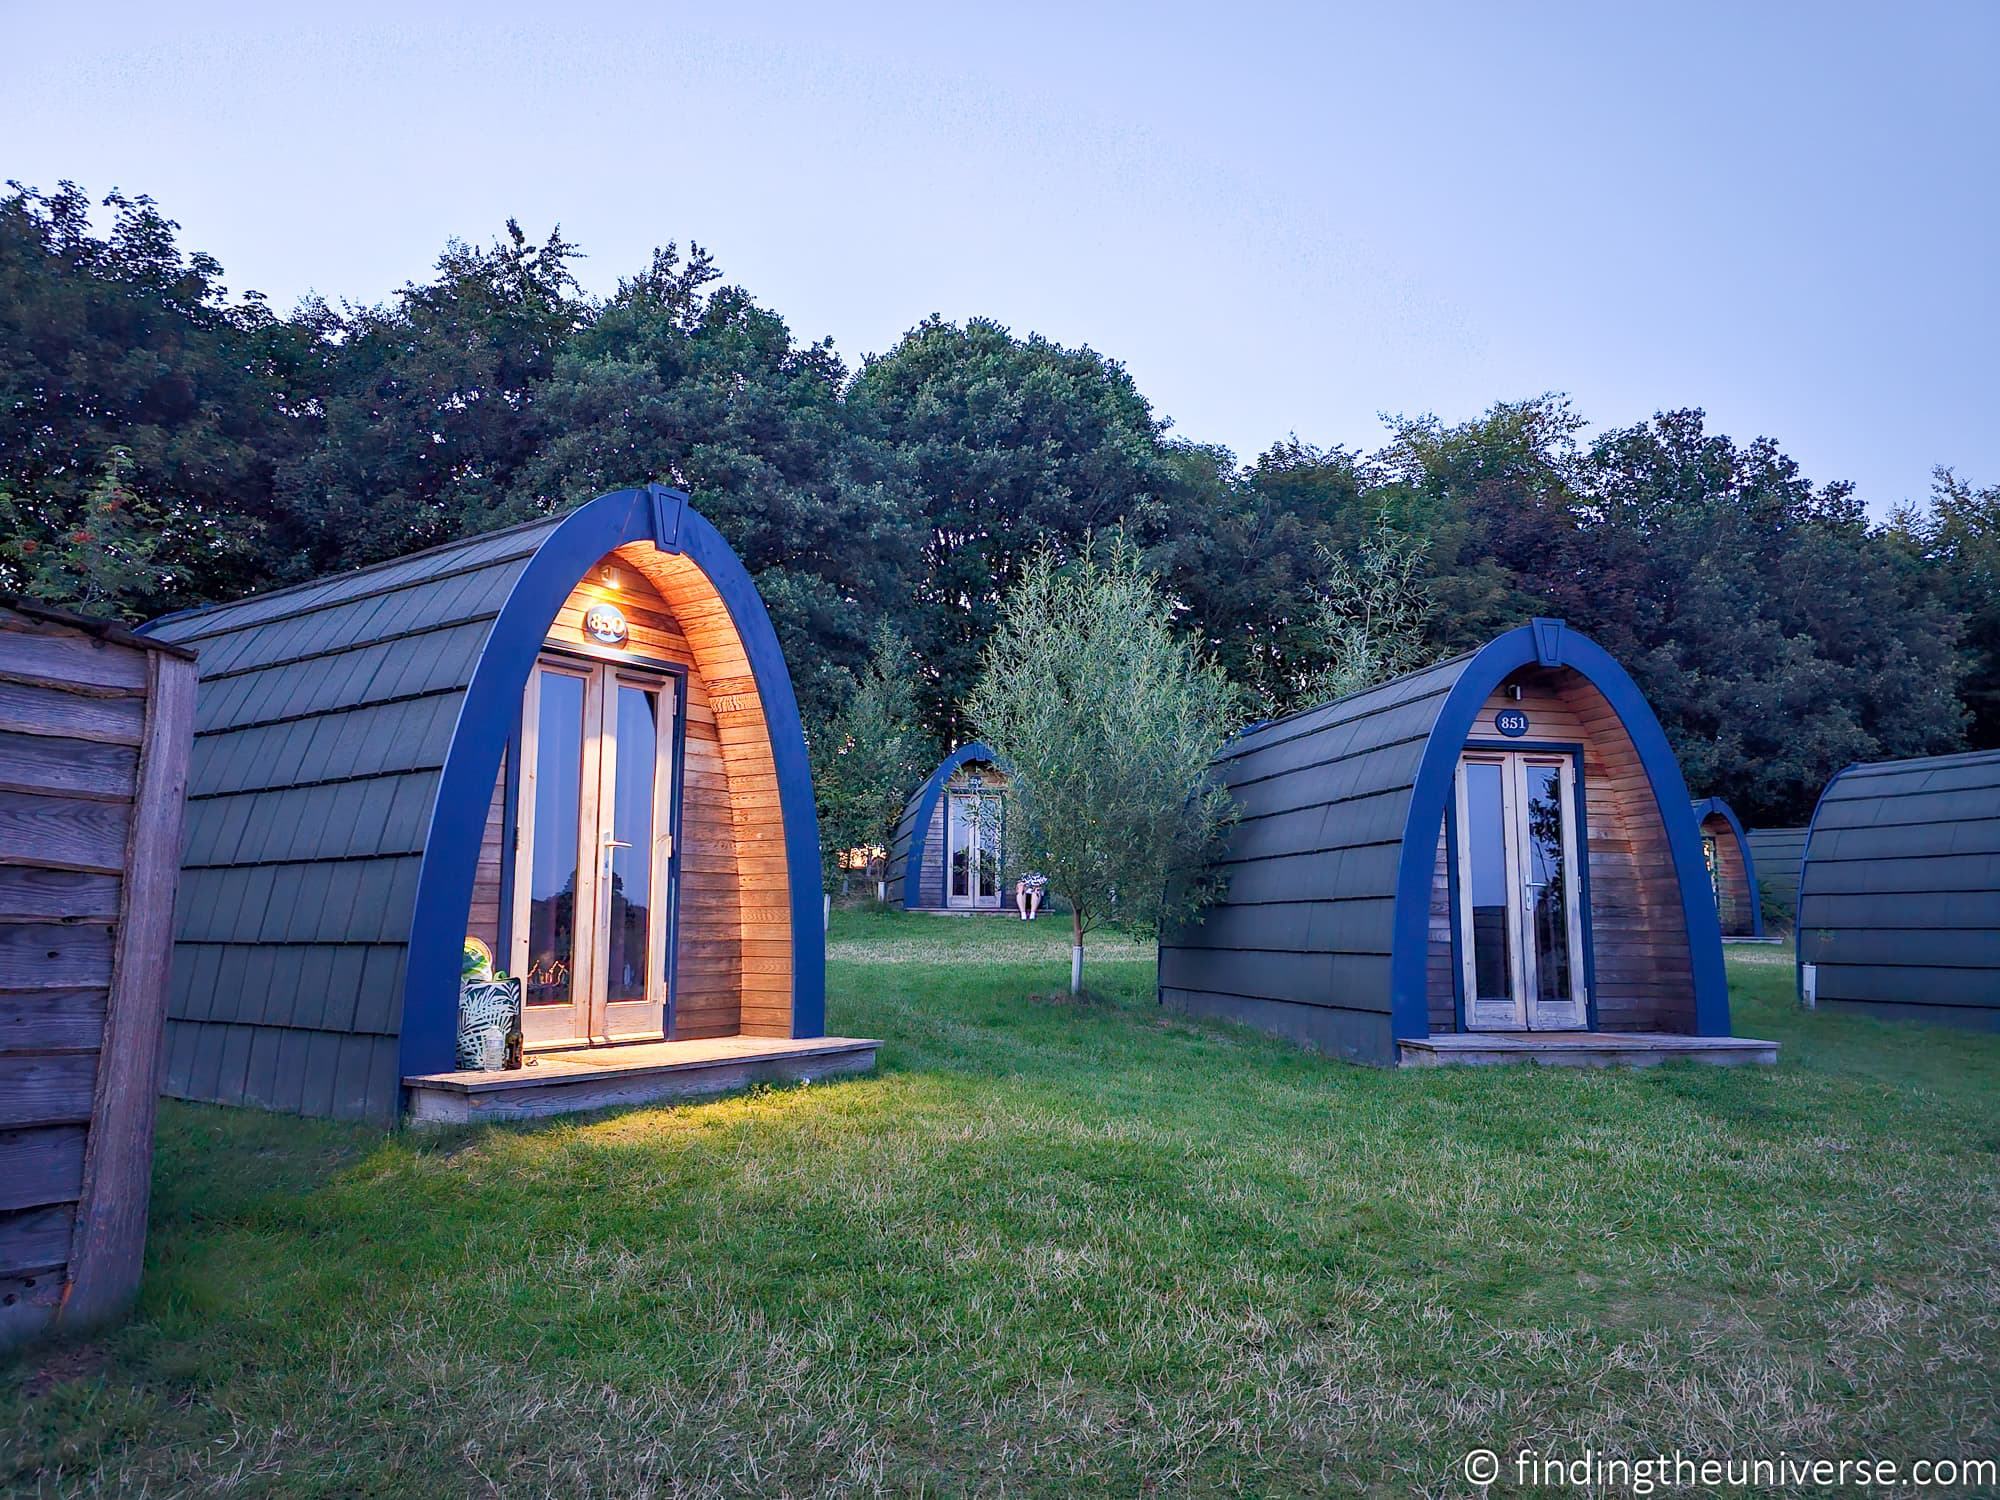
[1300,509,1438,705]
[968,539,1240,993]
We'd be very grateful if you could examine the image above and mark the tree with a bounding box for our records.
[271,219,589,577]
[0,181,316,612]
[968,539,1240,993]
[810,625,935,895]
[0,447,189,616]
[1299,509,1441,706]
[1153,438,1372,714]
[850,317,1178,739]
[1890,470,2000,748]
[491,245,919,727]
[1559,410,1965,822]
[1368,396,1583,653]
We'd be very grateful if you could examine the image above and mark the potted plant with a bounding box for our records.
[456,938,524,1071]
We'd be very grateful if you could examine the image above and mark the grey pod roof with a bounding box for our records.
[1798,747,2000,1021]
[145,514,566,1119]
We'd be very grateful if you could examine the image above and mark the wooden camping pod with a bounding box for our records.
[884,743,1013,911]
[1692,796,1764,939]
[1159,620,1748,1066]
[145,486,835,1123]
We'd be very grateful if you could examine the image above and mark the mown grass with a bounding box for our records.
[5,915,1998,1496]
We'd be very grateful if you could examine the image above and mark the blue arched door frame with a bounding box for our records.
[899,741,1008,909]
[1388,619,1730,1041]
[1692,795,1765,939]
[397,485,825,1079]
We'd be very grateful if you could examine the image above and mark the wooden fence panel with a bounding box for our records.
[0,600,194,1348]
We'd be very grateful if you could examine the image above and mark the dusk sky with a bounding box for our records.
[6,1,1993,515]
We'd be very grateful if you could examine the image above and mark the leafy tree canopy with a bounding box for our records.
[0,183,1985,824]
[968,538,1240,990]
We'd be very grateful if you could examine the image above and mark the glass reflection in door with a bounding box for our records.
[1458,760,1518,1027]
[1521,761,1574,1015]
[947,790,1003,908]
[604,684,658,1006]
[524,668,587,1016]
[1453,751,1588,1031]
[513,656,677,1046]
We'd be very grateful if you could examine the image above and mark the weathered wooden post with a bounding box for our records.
[0,597,195,1346]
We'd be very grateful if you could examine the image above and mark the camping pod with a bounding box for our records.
[1691,796,1764,939]
[1160,619,1775,1068]
[885,743,1013,911]
[146,487,873,1124]
[1796,748,2000,1031]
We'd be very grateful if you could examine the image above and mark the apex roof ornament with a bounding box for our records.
[647,483,690,552]
[1531,618,1566,668]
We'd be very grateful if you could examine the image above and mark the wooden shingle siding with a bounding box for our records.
[147,514,567,1123]
[1797,749,2000,1030]
[539,553,748,1040]
[1696,804,1756,936]
[0,601,193,1345]
[1160,661,1461,1064]
[884,799,917,906]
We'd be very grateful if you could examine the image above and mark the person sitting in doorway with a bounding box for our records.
[1015,871,1047,921]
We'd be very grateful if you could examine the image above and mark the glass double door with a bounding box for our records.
[946,791,1004,909]
[1454,750,1588,1031]
[513,656,677,1046]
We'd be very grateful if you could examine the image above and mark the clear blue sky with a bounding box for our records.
[6,1,1994,514]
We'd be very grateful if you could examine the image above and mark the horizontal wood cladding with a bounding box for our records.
[540,555,737,1039]
[1699,809,1756,937]
[468,752,506,956]
[537,546,797,1041]
[1799,749,2000,1026]
[0,605,192,1343]
[1440,667,1696,1034]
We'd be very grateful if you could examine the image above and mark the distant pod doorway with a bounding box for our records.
[1692,796,1765,940]
[886,743,1013,912]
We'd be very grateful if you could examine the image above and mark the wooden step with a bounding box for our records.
[1397,1031,1778,1069]
[403,1035,878,1125]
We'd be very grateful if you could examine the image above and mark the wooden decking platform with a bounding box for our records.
[404,1035,879,1125]
[1398,1031,1779,1069]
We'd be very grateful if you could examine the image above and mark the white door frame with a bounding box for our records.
[512,654,678,1046]
[1454,749,1589,1031]
[944,789,1003,910]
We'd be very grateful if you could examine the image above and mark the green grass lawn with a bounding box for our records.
[6,914,1999,1496]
